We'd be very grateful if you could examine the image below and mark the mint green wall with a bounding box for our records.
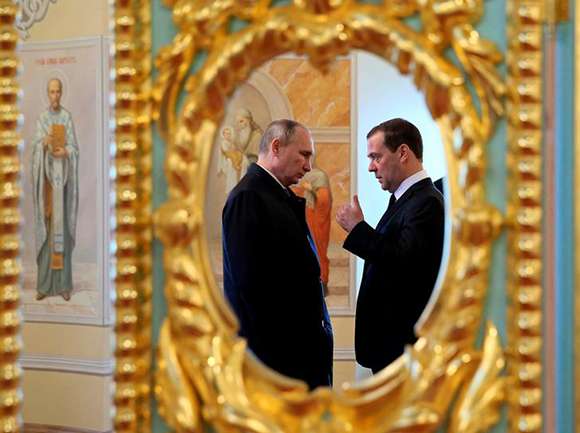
[555,12,575,431]
[468,0,508,430]
[148,1,576,431]
[151,1,173,430]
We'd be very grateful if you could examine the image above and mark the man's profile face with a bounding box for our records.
[47,79,62,112]
[236,115,250,129]
[367,131,402,193]
[275,127,314,187]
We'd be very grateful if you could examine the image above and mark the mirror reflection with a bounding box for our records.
[205,50,447,387]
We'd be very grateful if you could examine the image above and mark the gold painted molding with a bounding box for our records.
[506,0,544,431]
[112,0,153,432]
[150,0,507,431]
[0,2,22,431]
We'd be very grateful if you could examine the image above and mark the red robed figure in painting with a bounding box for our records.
[293,167,332,293]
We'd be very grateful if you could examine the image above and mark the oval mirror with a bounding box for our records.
[204,50,448,386]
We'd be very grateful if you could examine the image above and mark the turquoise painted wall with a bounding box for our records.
[478,0,508,430]
[151,1,173,430]
[148,0,576,431]
[555,11,575,432]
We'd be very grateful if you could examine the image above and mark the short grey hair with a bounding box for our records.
[258,119,306,155]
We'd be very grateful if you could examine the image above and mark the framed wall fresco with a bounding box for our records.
[19,36,113,325]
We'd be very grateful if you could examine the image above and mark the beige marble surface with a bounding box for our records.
[264,59,350,127]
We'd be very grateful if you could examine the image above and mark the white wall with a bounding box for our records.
[355,50,446,285]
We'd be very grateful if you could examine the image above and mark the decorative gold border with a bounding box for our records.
[506,0,544,431]
[113,1,153,431]
[151,1,507,431]
[0,2,22,431]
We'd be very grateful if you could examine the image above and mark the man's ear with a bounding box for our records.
[271,138,282,156]
[399,143,409,162]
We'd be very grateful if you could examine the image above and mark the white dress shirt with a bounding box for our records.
[393,169,429,201]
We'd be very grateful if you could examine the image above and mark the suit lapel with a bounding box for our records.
[375,178,432,232]
[285,189,321,267]
[376,195,402,230]
[250,165,320,268]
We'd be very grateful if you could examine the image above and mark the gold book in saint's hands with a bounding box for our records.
[51,124,65,150]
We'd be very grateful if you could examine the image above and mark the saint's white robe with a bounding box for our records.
[31,107,79,296]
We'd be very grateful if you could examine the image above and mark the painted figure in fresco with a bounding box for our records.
[336,118,444,373]
[31,77,79,301]
[234,108,263,165]
[222,119,333,390]
[217,126,249,196]
[293,166,332,295]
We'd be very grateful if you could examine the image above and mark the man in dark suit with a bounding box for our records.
[222,119,334,390]
[336,118,444,373]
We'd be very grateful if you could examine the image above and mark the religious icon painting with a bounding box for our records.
[205,53,357,315]
[19,37,113,325]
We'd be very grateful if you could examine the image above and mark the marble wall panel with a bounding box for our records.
[263,59,350,127]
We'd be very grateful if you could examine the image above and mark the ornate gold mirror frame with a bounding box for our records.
[147,0,511,431]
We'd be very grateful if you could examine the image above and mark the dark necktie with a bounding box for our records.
[387,193,396,211]
[283,187,291,198]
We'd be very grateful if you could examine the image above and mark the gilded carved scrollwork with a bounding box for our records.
[113,1,153,431]
[0,3,22,431]
[150,0,507,431]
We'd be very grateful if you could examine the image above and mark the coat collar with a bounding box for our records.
[248,163,300,201]
[247,164,319,266]
[376,177,433,230]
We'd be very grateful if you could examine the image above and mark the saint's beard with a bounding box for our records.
[235,125,251,150]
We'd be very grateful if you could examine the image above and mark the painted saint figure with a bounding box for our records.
[294,167,332,294]
[217,126,249,196]
[31,77,79,301]
[234,108,263,165]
